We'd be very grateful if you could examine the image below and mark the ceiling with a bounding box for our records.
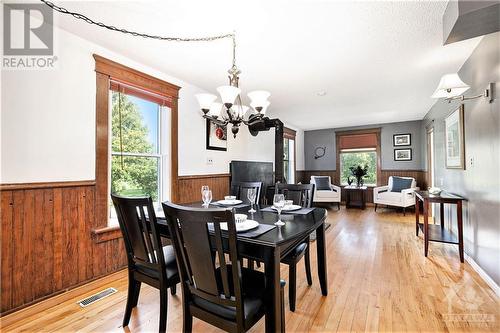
[52,0,482,130]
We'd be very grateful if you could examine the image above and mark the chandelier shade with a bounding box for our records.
[195,93,218,111]
[209,102,223,117]
[217,86,241,106]
[248,90,271,108]
[431,73,470,99]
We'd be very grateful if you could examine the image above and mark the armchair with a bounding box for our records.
[373,176,419,215]
[310,176,341,210]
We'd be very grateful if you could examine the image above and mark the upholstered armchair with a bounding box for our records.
[373,176,419,215]
[310,176,341,209]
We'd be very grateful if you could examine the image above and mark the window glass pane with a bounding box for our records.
[340,151,377,185]
[283,160,289,182]
[111,155,159,201]
[283,138,289,160]
[111,92,159,154]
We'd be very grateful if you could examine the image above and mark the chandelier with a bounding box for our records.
[195,37,271,138]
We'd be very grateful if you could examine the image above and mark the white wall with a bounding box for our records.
[1,24,274,183]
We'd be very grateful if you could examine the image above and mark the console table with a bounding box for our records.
[344,185,367,209]
[415,191,466,262]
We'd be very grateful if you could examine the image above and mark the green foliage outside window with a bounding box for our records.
[111,92,159,200]
[340,151,377,185]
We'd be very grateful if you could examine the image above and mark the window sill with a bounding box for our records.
[91,225,122,243]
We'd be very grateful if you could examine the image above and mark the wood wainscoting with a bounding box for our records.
[0,182,127,315]
[297,169,427,204]
[177,173,231,204]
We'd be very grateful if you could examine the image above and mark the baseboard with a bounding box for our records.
[464,253,500,297]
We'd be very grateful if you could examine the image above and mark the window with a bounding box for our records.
[340,148,377,185]
[283,138,295,183]
[109,84,170,219]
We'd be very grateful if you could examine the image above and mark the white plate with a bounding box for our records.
[216,199,243,206]
[271,204,302,211]
[220,220,259,232]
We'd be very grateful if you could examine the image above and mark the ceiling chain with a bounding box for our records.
[40,0,237,61]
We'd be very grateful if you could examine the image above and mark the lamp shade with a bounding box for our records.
[238,105,249,117]
[217,86,241,105]
[431,73,470,99]
[209,102,222,117]
[247,90,271,106]
[195,93,217,110]
[251,100,270,114]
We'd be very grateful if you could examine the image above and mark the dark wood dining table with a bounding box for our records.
[157,203,328,333]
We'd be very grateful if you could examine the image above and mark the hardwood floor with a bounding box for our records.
[2,208,498,332]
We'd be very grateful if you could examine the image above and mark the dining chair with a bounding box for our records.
[230,181,263,204]
[162,202,285,333]
[275,183,315,311]
[111,195,179,333]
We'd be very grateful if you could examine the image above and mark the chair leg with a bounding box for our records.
[305,245,312,286]
[170,284,176,296]
[159,287,168,333]
[123,276,140,327]
[403,207,406,216]
[375,203,377,212]
[289,264,297,312]
[280,282,286,333]
[337,202,340,210]
[182,297,193,333]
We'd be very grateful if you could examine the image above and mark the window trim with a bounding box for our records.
[283,127,296,184]
[336,128,381,186]
[94,55,180,230]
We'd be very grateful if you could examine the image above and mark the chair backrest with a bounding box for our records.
[275,183,315,208]
[162,202,245,323]
[310,176,332,186]
[111,194,166,276]
[388,176,416,189]
[230,181,263,204]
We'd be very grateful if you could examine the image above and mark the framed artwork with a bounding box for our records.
[445,105,465,169]
[206,119,227,151]
[393,133,411,146]
[394,148,412,161]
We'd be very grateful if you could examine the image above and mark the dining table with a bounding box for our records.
[156,202,328,333]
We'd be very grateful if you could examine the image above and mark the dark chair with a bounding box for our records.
[111,195,179,333]
[275,183,315,311]
[162,202,285,333]
[230,181,263,204]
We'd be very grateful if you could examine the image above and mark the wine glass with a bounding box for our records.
[201,185,209,196]
[273,194,285,226]
[247,188,257,213]
[202,189,212,207]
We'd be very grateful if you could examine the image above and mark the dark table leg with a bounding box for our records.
[457,200,464,263]
[264,247,282,333]
[415,197,420,236]
[440,202,445,230]
[424,199,429,257]
[316,222,328,296]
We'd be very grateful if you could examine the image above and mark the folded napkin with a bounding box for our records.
[207,222,275,238]
[260,206,315,215]
[210,202,249,209]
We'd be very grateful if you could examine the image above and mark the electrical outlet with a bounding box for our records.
[207,157,214,165]
[469,157,474,167]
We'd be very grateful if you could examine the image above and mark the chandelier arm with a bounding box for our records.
[202,115,228,126]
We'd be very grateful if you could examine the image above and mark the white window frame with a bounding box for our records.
[339,147,377,186]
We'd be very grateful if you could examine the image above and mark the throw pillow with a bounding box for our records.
[314,176,331,190]
[390,177,413,192]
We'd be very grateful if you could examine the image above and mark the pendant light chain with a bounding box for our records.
[40,1,236,43]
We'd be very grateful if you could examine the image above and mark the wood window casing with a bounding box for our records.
[336,128,382,186]
[93,55,180,230]
[284,127,297,184]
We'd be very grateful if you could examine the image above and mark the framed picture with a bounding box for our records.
[206,119,227,151]
[445,105,465,169]
[393,133,411,146]
[394,148,412,161]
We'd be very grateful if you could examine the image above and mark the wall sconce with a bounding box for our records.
[431,73,494,103]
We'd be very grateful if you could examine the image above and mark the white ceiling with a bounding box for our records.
[52,0,482,130]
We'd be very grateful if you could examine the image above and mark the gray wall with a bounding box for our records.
[304,120,424,170]
[422,32,500,285]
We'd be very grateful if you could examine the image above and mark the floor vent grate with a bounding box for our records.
[77,287,117,308]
